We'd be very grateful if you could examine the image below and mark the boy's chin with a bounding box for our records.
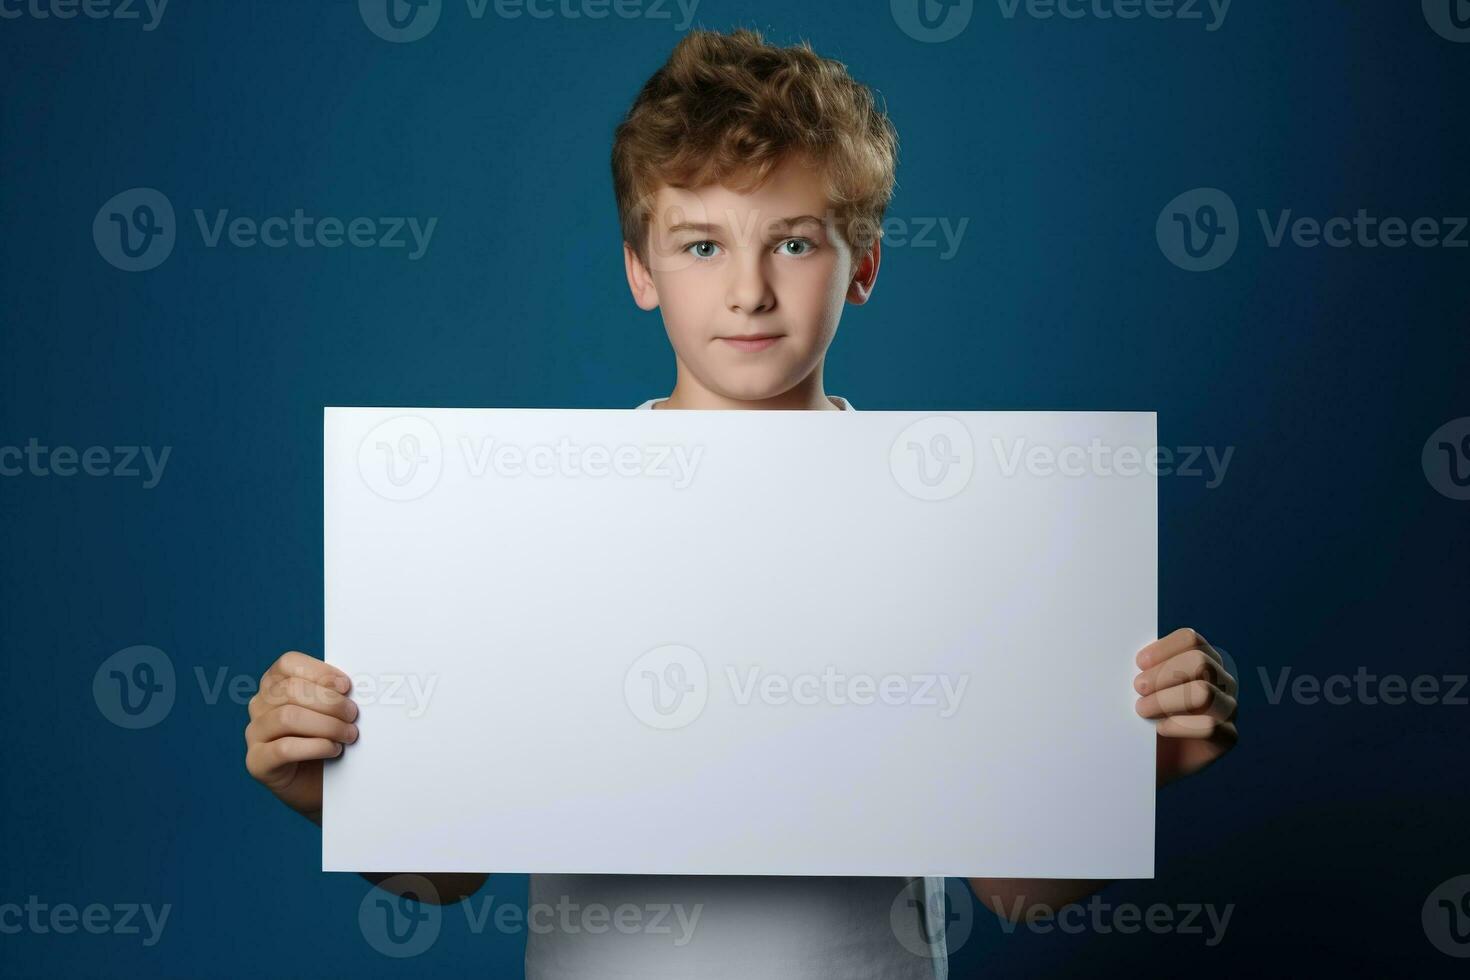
[694,364,810,404]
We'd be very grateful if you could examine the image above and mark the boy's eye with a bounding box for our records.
[683,238,816,259]
[778,238,815,256]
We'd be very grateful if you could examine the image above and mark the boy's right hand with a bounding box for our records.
[244,651,359,822]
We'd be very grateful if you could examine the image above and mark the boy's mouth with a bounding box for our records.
[717,332,783,352]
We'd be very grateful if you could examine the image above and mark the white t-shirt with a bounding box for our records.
[522,395,948,980]
[633,395,856,412]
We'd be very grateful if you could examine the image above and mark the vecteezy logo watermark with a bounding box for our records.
[1159,188,1470,271]
[0,898,171,946]
[1424,0,1470,43]
[359,0,443,42]
[1423,417,1470,501]
[1157,188,1239,272]
[989,894,1234,945]
[93,645,176,729]
[359,416,444,502]
[890,416,975,501]
[94,189,438,271]
[93,646,440,727]
[1424,875,1470,958]
[94,188,176,272]
[357,416,705,501]
[0,439,171,488]
[625,644,709,730]
[891,0,975,43]
[891,877,974,957]
[0,0,168,30]
[1211,645,1240,695]
[360,875,441,958]
[992,437,1235,488]
[360,0,700,41]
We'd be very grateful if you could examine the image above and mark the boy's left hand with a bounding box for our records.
[1134,627,1239,787]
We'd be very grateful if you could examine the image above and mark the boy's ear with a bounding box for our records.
[624,241,660,311]
[846,236,881,306]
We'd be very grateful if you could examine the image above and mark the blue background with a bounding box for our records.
[2,0,1467,975]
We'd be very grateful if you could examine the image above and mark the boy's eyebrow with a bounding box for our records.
[664,214,827,235]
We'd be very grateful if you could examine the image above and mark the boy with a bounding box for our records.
[243,27,1239,979]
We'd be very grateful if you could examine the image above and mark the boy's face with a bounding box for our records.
[624,155,879,405]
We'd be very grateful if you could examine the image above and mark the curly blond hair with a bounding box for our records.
[612,28,899,265]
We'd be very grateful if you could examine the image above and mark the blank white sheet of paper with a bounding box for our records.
[322,408,1156,878]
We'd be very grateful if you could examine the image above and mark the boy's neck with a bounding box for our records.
[657,369,841,411]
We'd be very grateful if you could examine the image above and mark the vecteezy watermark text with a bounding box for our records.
[1257,666,1467,707]
[0,439,170,488]
[995,0,1230,30]
[357,416,705,501]
[0,897,170,946]
[358,0,700,42]
[625,645,970,729]
[992,437,1234,488]
[1158,188,1469,272]
[725,665,969,718]
[94,188,437,272]
[93,645,439,729]
[194,209,437,260]
[461,893,702,945]
[641,203,969,274]
[358,874,702,958]
[0,0,167,30]
[989,894,1234,946]
[459,436,702,488]
[891,0,1229,44]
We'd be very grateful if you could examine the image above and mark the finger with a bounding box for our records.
[245,736,343,782]
[1135,649,1237,698]
[247,704,359,746]
[1136,627,1215,669]
[1136,679,1236,722]
[1157,717,1239,743]
[261,736,344,770]
[258,675,358,722]
[266,651,351,695]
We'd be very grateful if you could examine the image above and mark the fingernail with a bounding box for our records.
[334,676,350,694]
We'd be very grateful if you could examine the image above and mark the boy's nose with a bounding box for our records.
[725,253,776,315]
